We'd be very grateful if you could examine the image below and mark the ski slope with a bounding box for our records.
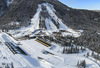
[8,3,82,38]
[0,33,100,68]
[45,18,58,31]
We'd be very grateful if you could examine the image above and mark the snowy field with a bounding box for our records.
[0,32,100,68]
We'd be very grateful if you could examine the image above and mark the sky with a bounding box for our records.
[59,0,100,10]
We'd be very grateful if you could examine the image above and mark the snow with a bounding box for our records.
[0,32,100,68]
[0,33,42,68]
[43,3,81,37]
[9,4,42,38]
[7,0,13,6]
[45,18,58,31]
[8,3,83,39]
[0,2,98,68]
[28,5,42,32]
[97,32,100,35]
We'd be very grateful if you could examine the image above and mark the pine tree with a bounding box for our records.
[83,60,86,68]
[77,61,79,67]
[97,53,100,60]
[87,52,89,57]
[11,62,14,68]
[63,47,65,54]
[91,51,94,56]
[6,64,9,68]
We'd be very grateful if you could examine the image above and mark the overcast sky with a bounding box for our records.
[59,0,100,10]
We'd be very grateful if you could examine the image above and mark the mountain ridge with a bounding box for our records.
[0,0,100,30]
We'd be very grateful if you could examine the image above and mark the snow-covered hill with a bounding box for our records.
[8,3,82,39]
